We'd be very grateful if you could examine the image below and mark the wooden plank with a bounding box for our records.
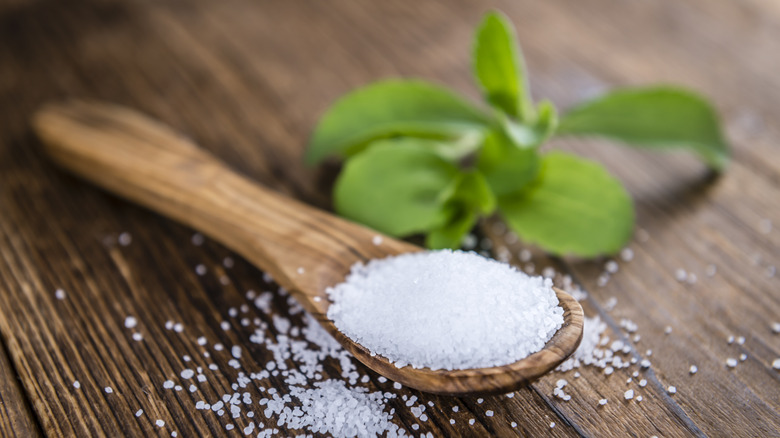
[0,337,41,437]
[0,0,778,436]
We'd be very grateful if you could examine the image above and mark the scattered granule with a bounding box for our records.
[486,411,494,417]
[549,422,555,428]
[511,421,517,428]
[73,381,80,389]
[772,359,780,370]
[605,260,619,274]
[506,393,514,398]
[135,409,143,417]
[668,386,677,394]
[223,257,234,268]
[469,419,475,426]
[156,419,165,428]
[195,264,207,276]
[327,250,563,370]
[173,323,183,333]
[231,345,242,359]
[297,267,305,275]
[118,232,132,246]
[163,380,174,389]
[452,406,459,412]
[727,336,735,344]
[640,359,651,368]
[132,333,143,342]
[124,316,137,329]
[598,399,607,406]
[689,365,698,374]
[191,233,205,246]
[225,424,234,431]
[620,248,634,262]
[737,336,746,345]
[664,326,672,335]
[477,398,484,404]
[604,297,618,311]
[636,396,643,402]
[55,288,66,300]
[687,274,697,285]
[219,276,230,285]
[740,354,747,361]
[624,390,634,400]
[449,419,455,425]
[675,269,687,282]
[639,379,647,387]
[104,387,113,394]
[181,369,194,379]
[726,358,738,368]
[372,235,383,246]
[171,432,177,437]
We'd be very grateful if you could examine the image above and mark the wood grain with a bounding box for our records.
[0,0,778,436]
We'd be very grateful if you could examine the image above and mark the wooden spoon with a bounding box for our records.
[32,101,584,396]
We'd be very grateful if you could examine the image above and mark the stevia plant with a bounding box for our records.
[305,11,729,257]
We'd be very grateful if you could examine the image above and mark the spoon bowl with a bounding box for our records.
[33,101,584,396]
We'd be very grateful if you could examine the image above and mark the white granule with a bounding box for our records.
[135,409,143,417]
[740,354,747,361]
[231,345,242,359]
[195,264,207,276]
[104,387,113,394]
[156,419,165,427]
[469,419,475,425]
[163,380,174,389]
[737,336,746,345]
[772,358,780,369]
[605,260,619,274]
[477,398,484,404]
[690,365,698,374]
[664,326,672,335]
[639,379,647,387]
[73,381,80,389]
[173,323,183,333]
[624,389,634,400]
[327,250,563,370]
[511,421,517,427]
[372,235,383,246]
[277,380,403,437]
[132,333,143,342]
[675,269,687,282]
[118,232,132,246]
[297,267,305,275]
[191,233,204,245]
[668,386,677,394]
[124,316,137,329]
[181,369,194,379]
[485,410,494,417]
[598,399,607,406]
[223,257,234,268]
[171,432,177,437]
[726,358,738,368]
[550,422,555,428]
[620,248,634,262]
[55,288,66,300]
[452,406,458,412]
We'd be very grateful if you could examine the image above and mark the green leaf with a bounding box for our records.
[473,11,534,121]
[426,209,479,249]
[557,87,730,170]
[306,80,492,164]
[499,151,634,256]
[500,99,558,148]
[448,171,497,215]
[476,130,540,198]
[334,138,460,236]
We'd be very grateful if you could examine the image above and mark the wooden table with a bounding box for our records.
[1,0,778,436]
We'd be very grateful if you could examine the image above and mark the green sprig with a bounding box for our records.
[306,10,729,257]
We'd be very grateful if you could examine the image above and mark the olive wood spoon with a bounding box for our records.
[33,101,584,396]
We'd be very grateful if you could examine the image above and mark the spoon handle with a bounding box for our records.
[33,101,415,314]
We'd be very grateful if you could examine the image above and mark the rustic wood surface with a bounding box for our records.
[0,0,778,436]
